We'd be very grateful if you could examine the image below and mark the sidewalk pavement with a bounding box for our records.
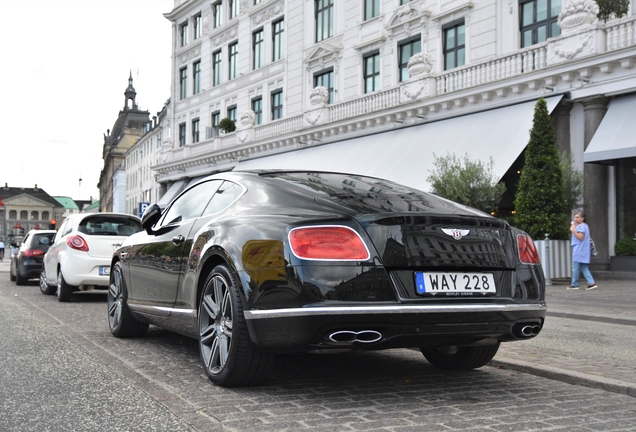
[1,258,634,396]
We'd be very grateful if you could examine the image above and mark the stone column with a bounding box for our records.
[551,100,573,156]
[581,96,610,271]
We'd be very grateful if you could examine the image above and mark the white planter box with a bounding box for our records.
[534,239,572,280]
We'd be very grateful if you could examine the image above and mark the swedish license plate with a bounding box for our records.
[99,266,110,276]
[415,272,496,296]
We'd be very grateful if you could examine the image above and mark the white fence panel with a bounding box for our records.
[535,239,571,282]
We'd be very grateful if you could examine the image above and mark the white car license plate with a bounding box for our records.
[415,272,496,296]
[99,266,110,276]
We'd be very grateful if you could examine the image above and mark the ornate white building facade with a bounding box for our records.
[124,0,636,271]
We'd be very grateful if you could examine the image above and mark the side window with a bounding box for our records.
[161,180,223,226]
[202,181,245,216]
[62,220,73,237]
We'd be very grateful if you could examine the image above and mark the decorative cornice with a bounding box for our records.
[251,0,284,25]
[212,24,239,47]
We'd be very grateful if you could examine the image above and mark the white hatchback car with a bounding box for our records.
[42,213,142,302]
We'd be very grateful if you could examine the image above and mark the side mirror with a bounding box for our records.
[141,204,162,235]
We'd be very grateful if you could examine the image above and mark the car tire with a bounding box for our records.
[9,261,16,282]
[198,264,275,387]
[107,262,149,338]
[39,269,56,295]
[16,270,28,286]
[420,342,501,371]
[56,269,74,302]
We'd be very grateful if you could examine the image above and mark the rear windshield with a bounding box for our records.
[78,216,142,236]
[33,233,55,247]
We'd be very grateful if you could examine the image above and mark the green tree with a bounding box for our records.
[514,98,569,239]
[559,150,585,213]
[427,153,506,213]
[219,118,236,133]
[596,0,630,22]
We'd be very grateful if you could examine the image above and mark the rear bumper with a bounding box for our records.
[245,302,547,352]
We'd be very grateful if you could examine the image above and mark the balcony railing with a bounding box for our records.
[605,15,636,51]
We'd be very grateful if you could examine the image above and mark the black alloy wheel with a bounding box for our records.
[39,269,56,295]
[108,262,148,338]
[15,266,28,286]
[56,269,74,302]
[9,260,16,282]
[420,342,501,371]
[198,265,274,387]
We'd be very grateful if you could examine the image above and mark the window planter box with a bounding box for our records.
[610,256,636,272]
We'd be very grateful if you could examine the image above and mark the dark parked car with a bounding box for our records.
[10,230,57,286]
[108,171,546,387]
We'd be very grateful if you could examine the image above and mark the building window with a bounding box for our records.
[272,18,285,61]
[21,211,28,220]
[42,211,49,221]
[253,28,264,70]
[31,211,39,220]
[180,67,187,100]
[363,51,380,93]
[314,68,334,104]
[252,97,262,125]
[210,111,220,137]
[179,123,186,146]
[401,0,412,4]
[194,13,202,39]
[227,105,237,122]
[398,35,421,82]
[229,0,239,19]
[254,0,262,4]
[271,89,283,120]
[315,0,334,42]
[443,20,465,70]
[180,22,188,47]
[213,50,222,86]
[157,131,162,148]
[9,210,16,219]
[228,41,238,80]
[364,0,379,20]
[193,60,201,94]
[520,0,561,48]
[213,1,223,28]
[192,118,200,143]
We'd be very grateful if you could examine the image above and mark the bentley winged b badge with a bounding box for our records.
[441,228,470,240]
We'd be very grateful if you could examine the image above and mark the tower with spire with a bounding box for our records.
[97,75,151,212]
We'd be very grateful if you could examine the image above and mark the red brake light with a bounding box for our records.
[23,249,45,257]
[67,235,89,252]
[289,226,370,261]
[517,234,540,264]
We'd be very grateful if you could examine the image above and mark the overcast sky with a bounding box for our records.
[1,0,174,201]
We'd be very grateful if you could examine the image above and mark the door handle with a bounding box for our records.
[172,235,185,246]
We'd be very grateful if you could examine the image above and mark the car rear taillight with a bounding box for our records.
[67,235,89,252]
[23,249,45,257]
[517,234,540,264]
[289,226,370,261]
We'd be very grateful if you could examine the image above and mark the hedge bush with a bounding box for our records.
[614,238,636,256]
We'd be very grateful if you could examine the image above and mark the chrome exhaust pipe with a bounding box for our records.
[520,324,541,337]
[328,330,382,344]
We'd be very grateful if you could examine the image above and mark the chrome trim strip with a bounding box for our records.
[244,303,547,320]
[129,304,194,315]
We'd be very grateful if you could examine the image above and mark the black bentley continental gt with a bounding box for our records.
[108,171,546,386]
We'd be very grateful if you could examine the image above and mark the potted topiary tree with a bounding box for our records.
[218,118,236,134]
[611,237,636,272]
[514,98,570,279]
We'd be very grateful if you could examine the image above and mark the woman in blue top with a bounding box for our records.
[568,211,597,290]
